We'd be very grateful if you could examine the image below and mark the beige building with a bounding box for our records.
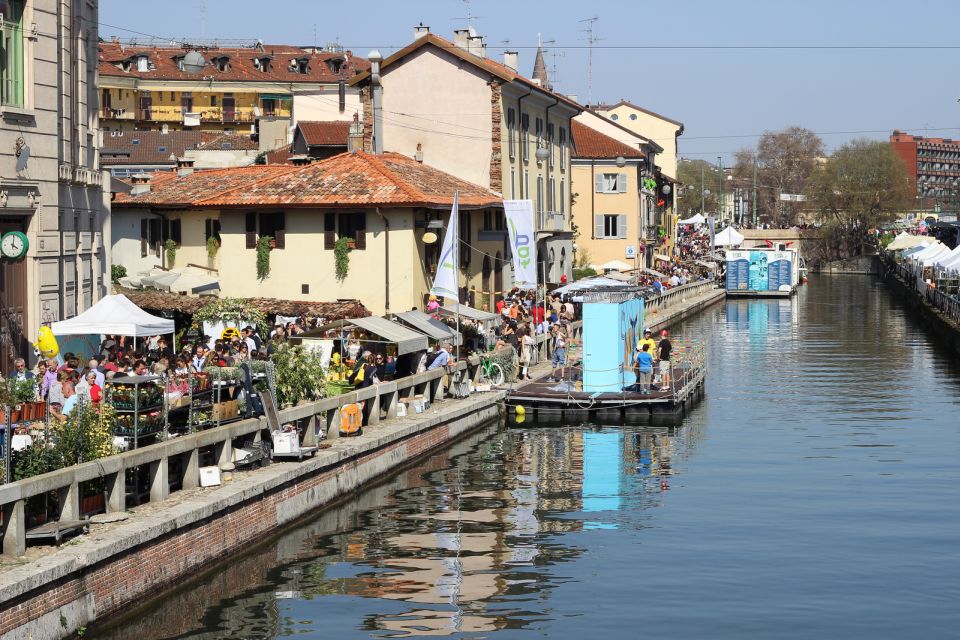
[111,152,504,316]
[350,27,581,298]
[0,0,109,372]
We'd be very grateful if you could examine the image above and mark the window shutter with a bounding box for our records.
[274,229,285,249]
[171,219,182,245]
[354,212,366,249]
[618,214,628,238]
[245,212,257,248]
[140,218,148,257]
[594,215,605,239]
[618,174,628,193]
[594,173,604,193]
[324,213,336,249]
[149,219,162,257]
[204,218,212,240]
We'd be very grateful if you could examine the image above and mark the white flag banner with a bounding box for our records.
[430,192,459,302]
[504,199,537,289]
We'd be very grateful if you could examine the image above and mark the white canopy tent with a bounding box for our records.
[938,251,960,273]
[909,242,948,265]
[678,213,706,225]
[552,276,631,296]
[714,227,745,247]
[597,259,633,272]
[932,245,960,267]
[888,234,935,251]
[51,294,175,337]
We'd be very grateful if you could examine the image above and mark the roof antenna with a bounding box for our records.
[580,16,602,106]
[200,0,206,39]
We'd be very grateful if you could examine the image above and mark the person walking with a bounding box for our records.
[519,328,534,380]
[657,330,673,392]
[636,343,654,392]
[549,325,568,383]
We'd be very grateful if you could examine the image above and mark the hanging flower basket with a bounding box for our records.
[346,239,357,250]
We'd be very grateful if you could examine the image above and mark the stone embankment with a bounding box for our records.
[0,281,726,640]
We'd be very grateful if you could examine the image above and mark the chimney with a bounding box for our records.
[415,142,423,163]
[176,157,195,177]
[453,29,470,50]
[503,51,518,72]
[368,49,384,154]
[130,173,151,195]
[414,22,430,40]
[348,112,364,153]
[467,34,486,58]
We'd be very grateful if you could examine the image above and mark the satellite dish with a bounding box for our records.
[182,50,207,74]
[15,145,30,174]
[422,231,438,244]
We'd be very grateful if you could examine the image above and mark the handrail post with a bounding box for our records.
[366,393,381,425]
[215,438,232,467]
[107,470,126,513]
[182,449,200,489]
[149,456,169,503]
[1,499,26,557]
[59,480,81,521]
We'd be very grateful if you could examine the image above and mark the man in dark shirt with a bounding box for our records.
[657,329,673,392]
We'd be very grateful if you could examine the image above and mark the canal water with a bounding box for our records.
[92,275,960,639]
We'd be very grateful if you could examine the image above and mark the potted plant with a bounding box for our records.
[166,238,177,268]
[256,235,272,279]
[334,236,351,282]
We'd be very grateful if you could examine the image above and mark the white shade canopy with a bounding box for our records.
[932,245,960,267]
[553,276,629,295]
[597,259,633,272]
[678,213,706,225]
[714,227,745,247]
[51,294,175,337]
[888,233,935,251]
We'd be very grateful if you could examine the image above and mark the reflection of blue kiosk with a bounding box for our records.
[505,289,707,420]
[726,247,800,297]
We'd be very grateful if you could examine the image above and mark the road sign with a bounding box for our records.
[779,193,807,202]
[625,245,637,259]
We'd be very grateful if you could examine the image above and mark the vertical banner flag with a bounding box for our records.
[503,199,537,289]
[430,192,459,302]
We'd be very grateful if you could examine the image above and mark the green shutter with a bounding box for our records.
[1,0,24,107]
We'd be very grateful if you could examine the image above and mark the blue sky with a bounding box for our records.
[100,0,960,162]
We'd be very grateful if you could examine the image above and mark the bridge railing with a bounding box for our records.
[644,279,719,319]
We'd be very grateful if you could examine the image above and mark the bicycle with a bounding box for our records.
[477,353,505,387]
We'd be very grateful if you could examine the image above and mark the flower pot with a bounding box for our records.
[346,240,357,250]
[269,239,277,249]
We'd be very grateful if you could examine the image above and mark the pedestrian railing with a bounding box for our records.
[644,279,720,319]
[881,251,960,325]
[0,351,512,558]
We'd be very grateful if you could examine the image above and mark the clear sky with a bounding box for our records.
[100,0,960,163]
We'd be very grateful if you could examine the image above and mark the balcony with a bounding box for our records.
[99,107,134,120]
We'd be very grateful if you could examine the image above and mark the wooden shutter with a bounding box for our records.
[354,212,366,249]
[324,213,336,249]
[171,219,182,245]
[140,218,148,257]
[618,214,628,238]
[205,218,212,240]
[594,215,605,239]
[594,173,604,193]
[149,218,162,257]
[274,229,285,249]
[245,212,257,249]
[618,174,628,193]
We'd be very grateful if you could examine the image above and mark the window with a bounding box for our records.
[510,169,516,199]
[535,117,544,138]
[210,95,218,107]
[630,113,637,121]
[1,0,24,107]
[520,112,529,162]
[324,212,367,249]
[524,170,529,201]
[595,172,628,194]
[459,210,471,267]
[141,217,163,257]
[175,56,185,72]
[547,123,555,167]
[204,218,222,243]
[548,177,555,212]
[507,108,516,160]
[560,179,565,214]
[611,113,619,121]
[594,214,627,239]
[559,127,567,169]
[536,176,544,215]
[137,55,150,72]
[245,212,286,249]
[483,210,492,231]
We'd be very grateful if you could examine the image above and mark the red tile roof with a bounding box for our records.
[349,34,582,113]
[114,151,502,209]
[297,121,351,147]
[195,132,260,151]
[571,121,646,160]
[99,42,369,84]
[100,130,216,166]
[263,144,294,165]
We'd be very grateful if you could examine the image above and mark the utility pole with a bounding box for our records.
[752,160,758,227]
[580,17,600,105]
[718,156,724,221]
[701,164,705,212]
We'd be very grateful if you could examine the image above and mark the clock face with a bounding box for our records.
[0,231,29,260]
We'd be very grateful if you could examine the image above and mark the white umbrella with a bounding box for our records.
[598,259,633,271]
[714,227,745,247]
[678,213,706,225]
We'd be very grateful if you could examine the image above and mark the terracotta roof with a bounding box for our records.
[100,130,214,166]
[593,99,685,129]
[99,42,369,84]
[195,132,260,151]
[263,144,294,165]
[571,121,646,160]
[349,33,582,113]
[114,151,503,209]
[120,288,370,319]
[298,121,350,147]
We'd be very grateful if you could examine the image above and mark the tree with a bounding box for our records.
[806,139,912,259]
[733,127,825,226]
[676,158,719,217]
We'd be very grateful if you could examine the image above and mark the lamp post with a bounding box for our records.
[717,156,724,222]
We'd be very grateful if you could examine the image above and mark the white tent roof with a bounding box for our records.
[597,259,633,271]
[714,227,745,247]
[939,251,960,272]
[51,294,175,337]
[678,213,706,225]
[888,234,935,251]
[910,241,945,261]
[553,276,631,295]
[932,245,960,266]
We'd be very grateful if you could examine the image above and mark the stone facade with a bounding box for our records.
[0,0,109,372]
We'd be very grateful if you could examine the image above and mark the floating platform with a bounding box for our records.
[506,361,706,422]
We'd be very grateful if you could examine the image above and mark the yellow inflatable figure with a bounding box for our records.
[33,326,59,359]
[326,352,348,381]
[221,326,242,341]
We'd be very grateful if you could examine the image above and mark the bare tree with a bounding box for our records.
[734,127,825,226]
[676,158,719,217]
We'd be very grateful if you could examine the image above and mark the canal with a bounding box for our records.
[92,275,960,639]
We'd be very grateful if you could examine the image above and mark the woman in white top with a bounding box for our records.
[519,327,535,380]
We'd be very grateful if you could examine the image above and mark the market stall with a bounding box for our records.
[396,310,462,346]
[51,294,175,340]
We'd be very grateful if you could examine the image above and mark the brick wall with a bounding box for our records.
[488,80,503,193]
[0,405,498,639]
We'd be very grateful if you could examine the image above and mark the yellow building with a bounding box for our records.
[110,152,504,316]
[97,40,368,134]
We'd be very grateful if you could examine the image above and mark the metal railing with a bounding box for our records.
[881,250,960,325]
[644,279,720,319]
[0,351,519,557]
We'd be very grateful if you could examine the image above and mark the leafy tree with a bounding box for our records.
[677,159,719,217]
[806,139,912,259]
[733,127,825,225]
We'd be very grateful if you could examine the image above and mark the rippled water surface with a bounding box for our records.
[93,276,960,639]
